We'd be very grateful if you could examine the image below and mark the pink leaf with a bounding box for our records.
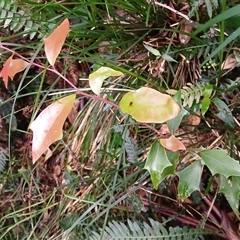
[29,94,76,163]
[160,136,186,152]
[44,18,70,66]
[0,55,29,88]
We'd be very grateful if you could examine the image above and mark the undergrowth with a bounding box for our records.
[0,0,240,239]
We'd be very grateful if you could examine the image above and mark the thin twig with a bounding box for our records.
[148,0,193,23]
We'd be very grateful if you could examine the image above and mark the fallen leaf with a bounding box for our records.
[184,112,201,131]
[89,67,123,95]
[120,87,181,123]
[221,53,237,70]
[179,21,193,45]
[159,124,171,138]
[0,55,29,88]
[160,136,186,152]
[68,99,80,124]
[29,94,76,163]
[44,18,70,66]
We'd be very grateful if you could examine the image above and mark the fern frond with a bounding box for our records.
[125,136,142,163]
[219,78,240,96]
[189,0,219,18]
[0,0,60,39]
[181,82,211,107]
[113,125,142,163]
[188,0,204,18]
[89,218,213,240]
[0,150,6,174]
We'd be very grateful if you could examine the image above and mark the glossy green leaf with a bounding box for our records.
[144,141,172,189]
[212,98,234,128]
[203,84,213,99]
[176,161,203,200]
[156,151,179,183]
[201,97,210,116]
[89,67,123,95]
[120,87,181,123]
[219,174,240,215]
[201,85,213,115]
[200,149,240,178]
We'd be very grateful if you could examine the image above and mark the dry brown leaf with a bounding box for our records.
[221,53,237,70]
[179,21,193,45]
[68,99,80,124]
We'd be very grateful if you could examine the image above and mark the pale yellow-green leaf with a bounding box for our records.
[120,87,181,123]
[89,67,123,95]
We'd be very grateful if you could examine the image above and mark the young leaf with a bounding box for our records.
[200,149,240,178]
[29,94,76,164]
[144,141,172,189]
[0,55,30,88]
[89,67,123,95]
[44,18,70,66]
[160,135,186,152]
[201,97,211,116]
[176,161,203,200]
[120,87,181,123]
[143,44,161,56]
[219,174,240,215]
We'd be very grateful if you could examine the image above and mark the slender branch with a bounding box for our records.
[0,44,161,136]
[148,0,192,23]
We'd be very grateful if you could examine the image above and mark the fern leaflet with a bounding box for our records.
[89,218,213,240]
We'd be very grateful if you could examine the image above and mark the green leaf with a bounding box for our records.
[176,161,203,200]
[120,87,181,123]
[203,84,213,99]
[193,5,240,36]
[167,108,188,134]
[212,98,235,128]
[162,53,178,63]
[205,0,213,18]
[143,44,160,56]
[200,26,240,67]
[201,97,210,116]
[201,84,213,116]
[219,174,240,215]
[89,67,123,95]
[200,149,240,178]
[156,151,178,183]
[144,141,172,189]
[234,50,240,64]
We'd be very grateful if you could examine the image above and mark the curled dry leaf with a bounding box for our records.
[68,99,81,124]
[221,53,237,70]
[29,94,76,164]
[179,21,193,45]
[44,18,70,66]
[160,136,186,152]
[0,54,30,88]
